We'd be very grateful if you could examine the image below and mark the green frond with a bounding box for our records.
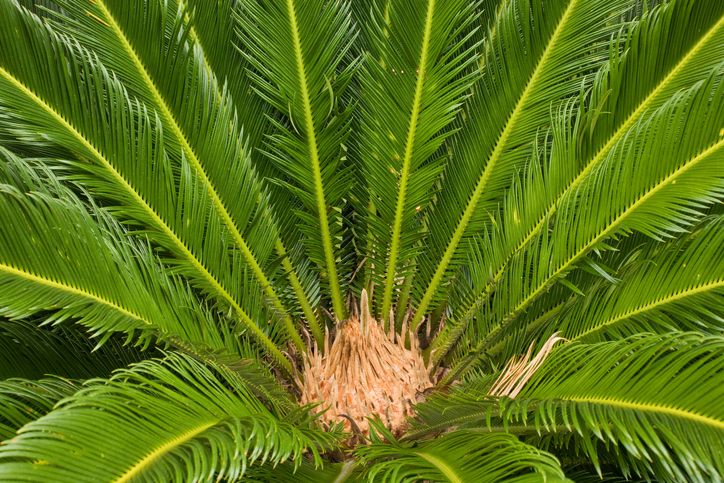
[432,0,724,356]
[358,429,566,482]
[245,460,359,483]
[236,0,357,319]
[179,0,268,151]
[416,332,724,482]
[558,215,724,341]
[357,0,481,318]
[0,353,342,482]
[460,66,724,358]
[411,0,634,328]
[0,148,270,364]
[41,0,309,350]
[0,4,293,370]
[0,378,77,441]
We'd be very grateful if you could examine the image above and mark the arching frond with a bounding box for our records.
[411,0,633,328]
[461,67,724,359]
[236,0,357,319]
[432,0,724,357]
[0,5,294,370]
[558,215,724,341]
[0,148,268,364]
[358,429,566,482]
[0,318,148,380]
[0,353,342,482]
[0,378,77,441]
[356,0,481,317]
[415,332,724,482]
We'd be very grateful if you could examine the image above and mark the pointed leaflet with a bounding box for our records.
[411,0,632,328]
[358,430,565,482]
[0,149,259,361]
[470,71,724,356]
[0,4,294,369]
[559,215,724,342]
[237,0,356,318]
[442,0,724,345]
[45,0,307,349]
[432,0,724,357]
[0,379,77,441]
[416,333,724,481]
[358,0,481,316]
[0,353,342,482]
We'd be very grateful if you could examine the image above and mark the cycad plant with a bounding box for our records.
[0,0,722,480]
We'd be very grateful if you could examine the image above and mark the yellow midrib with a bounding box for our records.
[417,451,463,483]
[114,421,217,483]
[0,262,147,324]
[503,138,724,325]
[382,0,436,318]
[440,15,724,347]
[568,396,724,430]
[465,15,724,320]
[285,0,345,319]
[180,0,319,347]
[573,278,724,341]
[0,67,291,374]
[412,0,579,330]
[94,0,304,350]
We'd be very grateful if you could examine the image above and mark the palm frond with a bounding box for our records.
[245,460,359,483]
[0,148,269,364]
[416,332,724,482]
[0,4,294,370]
[41,0,312,350]
[0,353,342,482]
[411,0,633,328]
[459,67,724,359]
[358,427,566,482]
[236,0,357,319]
[0,378,77,441]
[432,0,724,356]
[557,215,724,341]
[356,0,481,318]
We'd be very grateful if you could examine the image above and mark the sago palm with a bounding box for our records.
[0,0,722,481]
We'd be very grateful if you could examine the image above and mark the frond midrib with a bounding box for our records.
[0,262,148,324]
[285,0,345,319]
[487,138,724,342]
[0,66,292,374]
[412,0,579,330]
[572,278,724,341]
[458,15,724,325]
[381,0,436,318]
[94,0,304,350]
[114,420,217,483]
[180,0,322,344]
[567,396,724,430]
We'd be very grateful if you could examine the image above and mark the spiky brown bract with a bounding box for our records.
[0,0,722,482]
